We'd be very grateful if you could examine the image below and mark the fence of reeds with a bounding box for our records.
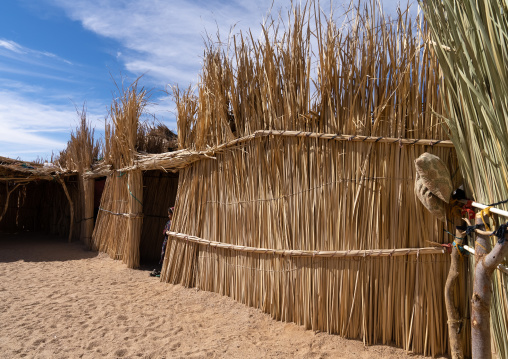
[161,1,463,356]
[420,0,508,357]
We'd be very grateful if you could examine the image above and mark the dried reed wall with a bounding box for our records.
[0,178,79,240]
[57,108,101,245]
[92,174,130,261]
[92,170,178,265]
[90,81,181,267]
[164,136,461,356]
[161,1,468,356]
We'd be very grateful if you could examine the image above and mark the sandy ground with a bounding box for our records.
[0,232,435,359]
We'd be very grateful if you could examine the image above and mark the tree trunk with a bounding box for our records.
[445,219,466,359]
[471,216,508,358]
[0,183,21,223]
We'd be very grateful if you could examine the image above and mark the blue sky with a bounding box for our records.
[0,0,413,161]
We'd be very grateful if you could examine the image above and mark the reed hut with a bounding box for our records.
[0,156,78,241]
[153,2,465,357]
[89,82,181,267]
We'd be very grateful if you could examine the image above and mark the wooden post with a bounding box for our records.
[80,177,95,247]
[0,183,21,223]
[58,177,74,243]
[126,170,143,268]
[444,218,466,359]
[471,216,508,359]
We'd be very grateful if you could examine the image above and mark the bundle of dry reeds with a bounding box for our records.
[58,106,101,245]
[161,1,462,356]
[57,106,101,172]
[92,81,179,268]
[92,80,147,268]
[137,122,177,154]
[92,172,130,258]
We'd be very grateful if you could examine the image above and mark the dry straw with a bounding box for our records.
[58,106,101,245]
[91,79,179,267]
[161,1,461,356]
[92,79,148,268]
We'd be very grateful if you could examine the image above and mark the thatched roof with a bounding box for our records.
[0,156,76,183]
[83,123,180,178]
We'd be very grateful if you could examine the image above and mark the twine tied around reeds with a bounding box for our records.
[98,207,143,218]
[480,207,493,231]
[160,1,461,356]
[165,231,447,258]
[127,181,142,206]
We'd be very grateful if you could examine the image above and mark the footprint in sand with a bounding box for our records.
[31,338,46,347]
[115,348,127,357]
[170,342,181,351]
[172,326,183,335]
[87,341,99,350]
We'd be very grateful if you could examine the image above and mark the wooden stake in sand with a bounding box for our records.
[58,177,74,243]
[0,183,22,223]
[80,178,95,247]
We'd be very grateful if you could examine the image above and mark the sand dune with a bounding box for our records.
[0,232,433,358]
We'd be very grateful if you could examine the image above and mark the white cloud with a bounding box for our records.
[0,39,25,54]
[145,93,178,130]
[0,86,177,161]
[46,0,420,88]
[0,64,79,83]
[0,90,105,160]
[35,0,293,143]
[0,38,73,65]
[47,0,290,87]
[1,0,419,161]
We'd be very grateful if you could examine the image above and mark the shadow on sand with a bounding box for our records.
[0,231,98,263]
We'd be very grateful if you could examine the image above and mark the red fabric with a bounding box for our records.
[461,200,475,220]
